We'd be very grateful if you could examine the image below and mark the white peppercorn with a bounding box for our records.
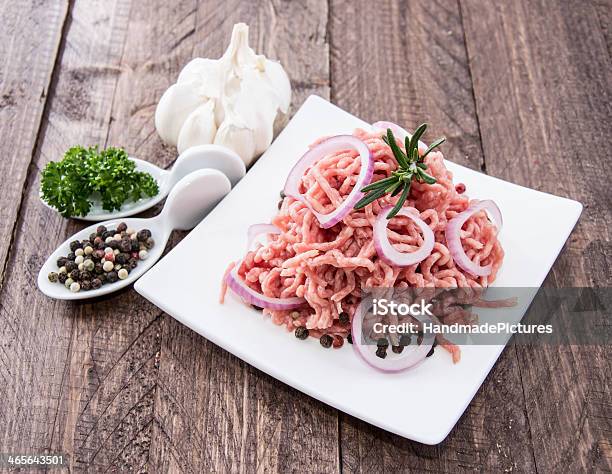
[102,261,114,272]
[118,268,128,280]
[70,282,81,292]
[75,248,84,257]
[74,255,84,265]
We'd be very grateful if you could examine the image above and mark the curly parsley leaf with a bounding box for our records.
[40,146,159,218]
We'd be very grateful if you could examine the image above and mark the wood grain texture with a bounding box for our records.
[461,0,611,471]
[0,0,68,285]
[0,0,610,471]
[329,1,536,471]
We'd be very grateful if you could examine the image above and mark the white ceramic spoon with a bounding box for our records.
[37,168,230,300]
[41,144,245,221]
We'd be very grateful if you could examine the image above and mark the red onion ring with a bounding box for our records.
[374,206,435,266]
[372,121,426,154]
[283,135,373,229]
[351,299,434,373]
[247,223,281,250]
[445,200,503,277]
[225,260,306,310]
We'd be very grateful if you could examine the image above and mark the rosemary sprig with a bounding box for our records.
[354,124,445,219]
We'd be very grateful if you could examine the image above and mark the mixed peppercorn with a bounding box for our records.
[47,222,154,293]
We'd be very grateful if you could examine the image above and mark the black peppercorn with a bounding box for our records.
[56,257,67,268]
[144,237,155,249]
[94,263,103,274]
[92,278,102,289]
[426,346,435,358]
[399,335,411,346]
[69,269,80,281]
[392,345,404,354]
[376,337,389,348]
[102,231,113,240]
[338,312,350,325]
[66,252,76,261]
[119,239,131,253]
[320,334,333,348]
[96,240,106,250]
[106,271,118,283]
[251,305,263,311]
[81,280,92,291]
[80,270,92,281]
[117,222,127,233]
[277,200,283,210]
[96,225,107,236]
[89,232,97,242]
[295,327,309,340]
[58,273,68,284]
[48,272,58,283]
[65,261,77,272]
[137,229,151,242]
[376,346,387,359]
[128,259,138,269]
[347,334,353,344]
[70,240,82,251]
[280,190,286,199]
[116,253,128,265]
[108,240,119,250]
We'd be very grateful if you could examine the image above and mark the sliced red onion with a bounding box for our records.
[373,206,435,267]
[372,121,426,153]
[283,135,373,229]
[445,200,503,277]
[225,261,306,310]
[247,223,281,250]
[351,299,434,373]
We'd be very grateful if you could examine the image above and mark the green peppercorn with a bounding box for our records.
[58,273,68,284]
[83,259,94,272]
[137,229,152,242]
[106,271,118,283]
[131,240,140,252]
[117,222,127,233]
[69,269,80,281]
[48,272,58,283]
[376,337,389,348]
[295,327,309,340]
[320,334,333,348]
[70,240,82,252]
[81,280,92,291]
[338,312,350,325]
[92,278,102,289]
[375,346,387,359]
[392,345,404,354]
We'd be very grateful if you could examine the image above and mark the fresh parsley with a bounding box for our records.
[354,124,445,219]
[41,146,159,218]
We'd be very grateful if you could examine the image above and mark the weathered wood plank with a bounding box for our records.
[0,0,68,286]
[329,0,537,470]
[461,0,611,471]
[0,1,163,471]
[144,1,337,471]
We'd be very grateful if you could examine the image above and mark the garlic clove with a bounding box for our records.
[214,116,257,166]
[263,59,292,114]
[177,58,224,99]
[155,82,204,146]
[177,100,217,154]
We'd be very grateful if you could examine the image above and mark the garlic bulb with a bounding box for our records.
[154,23,291,166]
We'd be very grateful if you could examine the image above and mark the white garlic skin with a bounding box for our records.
[154,23,291,166]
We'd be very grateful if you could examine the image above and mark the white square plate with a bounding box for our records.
[135,96,582,444]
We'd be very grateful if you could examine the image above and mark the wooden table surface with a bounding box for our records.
[1,0,610,472]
